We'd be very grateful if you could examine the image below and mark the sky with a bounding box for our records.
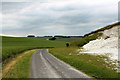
[0,0,119,37]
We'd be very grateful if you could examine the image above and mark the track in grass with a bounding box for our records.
[30,49,91,78]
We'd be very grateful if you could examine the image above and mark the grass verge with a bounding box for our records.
[2,49,37,78]
[49,47,119,79]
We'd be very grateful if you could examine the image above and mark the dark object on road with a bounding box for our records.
[66,43,69,47]
[27,35,35,37]
[49,37,56,40]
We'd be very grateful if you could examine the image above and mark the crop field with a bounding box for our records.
[2,36,66,62]
[37,37,82,42]
[55,37,82,42]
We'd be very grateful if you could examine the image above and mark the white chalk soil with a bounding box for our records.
[79,26,119,71]
[81,37,118,60]
[80,26,118,60]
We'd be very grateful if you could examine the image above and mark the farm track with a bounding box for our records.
[30,49,92,79]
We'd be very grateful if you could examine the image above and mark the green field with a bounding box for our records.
[49,47,118,79]
[2,36,66,62]
[55,37,82,42]
[2,36,82,62]
[36,37,82,42]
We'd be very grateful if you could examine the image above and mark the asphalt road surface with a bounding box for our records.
[30,49,92,78]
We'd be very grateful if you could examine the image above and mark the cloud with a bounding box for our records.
[1,0,119,36]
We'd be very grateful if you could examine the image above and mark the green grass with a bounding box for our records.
[32,37,52,40]
[2,36,66,62]
[49,47,119,79]
[71,33,102,47]
[36,36,82,42]
[55,37,82,42]
[2,49,37,78]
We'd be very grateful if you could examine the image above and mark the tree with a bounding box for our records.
[49,37,56,40]
[27,35,35,37]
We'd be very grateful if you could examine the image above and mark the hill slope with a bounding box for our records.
[81,26,118,61]
[71,22,119,61]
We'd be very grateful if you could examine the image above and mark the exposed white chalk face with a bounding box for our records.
[118,28,120,61]
[80,26,119,61]
[103,26,118,38]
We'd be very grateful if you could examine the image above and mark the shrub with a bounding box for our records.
[49,37,56,40]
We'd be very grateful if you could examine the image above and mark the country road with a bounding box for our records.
[30,49,92,78]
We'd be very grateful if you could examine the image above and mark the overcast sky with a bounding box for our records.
[0,0,119,37]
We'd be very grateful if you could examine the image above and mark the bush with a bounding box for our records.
[27,35,35,37]
[49,37,56,40]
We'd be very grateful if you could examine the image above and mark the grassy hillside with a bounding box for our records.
[71,22,119,47]
[84,21,120,37]
[2,36,65,62]
[71,33,102,47]
[49,47,118,79]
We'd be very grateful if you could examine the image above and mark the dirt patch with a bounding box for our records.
[2,50,31,77]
